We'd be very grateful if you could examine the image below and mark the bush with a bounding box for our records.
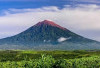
[53,59,72,68]
[33,54,55,68]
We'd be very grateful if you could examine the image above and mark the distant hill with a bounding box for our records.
[0,20,100,50]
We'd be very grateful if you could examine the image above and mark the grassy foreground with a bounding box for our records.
[0,50,100,68]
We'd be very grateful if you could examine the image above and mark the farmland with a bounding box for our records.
[0,50,100,68]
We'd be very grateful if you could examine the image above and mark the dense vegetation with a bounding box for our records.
[0,50,100,68]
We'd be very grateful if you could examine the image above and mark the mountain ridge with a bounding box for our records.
[0,20,99,50]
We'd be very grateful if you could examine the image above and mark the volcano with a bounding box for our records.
[0,20,100,50]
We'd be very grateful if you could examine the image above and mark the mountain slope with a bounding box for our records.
[0,20,99,50]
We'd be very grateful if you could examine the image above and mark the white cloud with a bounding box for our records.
[58,37,67,42]
[58,37,71,42]
[0,4,100,41]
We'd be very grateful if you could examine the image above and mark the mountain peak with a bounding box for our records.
[0,20,98,50]
[36,20,67,30]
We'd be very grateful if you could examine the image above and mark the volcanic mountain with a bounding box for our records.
[0,20,100,50]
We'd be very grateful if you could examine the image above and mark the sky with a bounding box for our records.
[0,0,100,41]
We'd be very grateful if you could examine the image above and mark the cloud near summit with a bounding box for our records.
[0,4,100,41]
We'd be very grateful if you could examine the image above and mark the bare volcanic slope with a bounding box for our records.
[0,20,99,50]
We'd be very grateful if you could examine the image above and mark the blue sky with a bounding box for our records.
[0,0,71,9]
[0,0,100,15]
[0,0,100,10]
[0,0,73,15]
[0,0,100,41]
[0,0,100,16]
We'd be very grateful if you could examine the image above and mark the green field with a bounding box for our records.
[0,50,100,68]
